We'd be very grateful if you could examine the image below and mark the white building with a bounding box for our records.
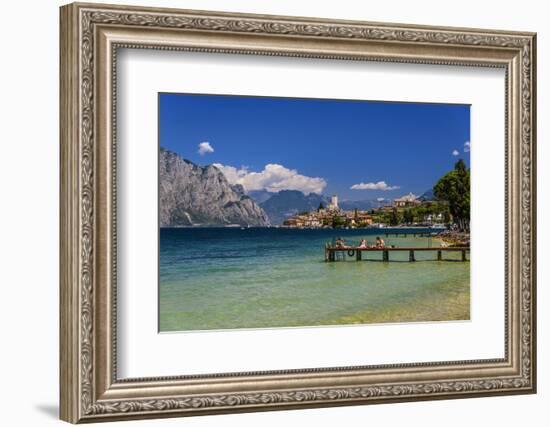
[328,194,339,210]
[393,192,421,208]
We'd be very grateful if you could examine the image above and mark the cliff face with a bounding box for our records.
[159,149,270,227]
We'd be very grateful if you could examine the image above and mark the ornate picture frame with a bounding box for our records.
[60,2,536,423]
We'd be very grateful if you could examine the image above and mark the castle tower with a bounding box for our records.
[330,194,338,209]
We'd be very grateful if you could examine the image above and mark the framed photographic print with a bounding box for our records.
[60,2,537,423]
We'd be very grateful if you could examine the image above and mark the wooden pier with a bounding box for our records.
[384,232,437,238]
[324,245,469,262]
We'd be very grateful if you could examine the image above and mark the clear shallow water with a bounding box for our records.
[159,227,470,332]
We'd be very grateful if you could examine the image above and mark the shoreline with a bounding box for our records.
[434,230,470,247]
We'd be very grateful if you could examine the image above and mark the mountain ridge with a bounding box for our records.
[259,190,330,225]
[159,148,270,227]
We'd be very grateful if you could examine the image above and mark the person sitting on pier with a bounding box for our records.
[335,237,345,248]
[375,236,385,248]
[358,239,367,249]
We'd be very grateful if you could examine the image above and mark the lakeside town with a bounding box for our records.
[282,192,449,229]
[283,158,469,229]
[281,159,471,247]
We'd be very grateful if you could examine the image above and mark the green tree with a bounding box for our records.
[403,209,414,224]
[433,159,470,231]
[318,202,324,211]
[332,216,346,228]
[389,208,400,226]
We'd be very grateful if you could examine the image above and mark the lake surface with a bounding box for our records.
[159,227,470,332]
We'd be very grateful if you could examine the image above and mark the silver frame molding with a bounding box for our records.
[60,2,537,423]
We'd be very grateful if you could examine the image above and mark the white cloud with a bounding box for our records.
[213,163,327,194]
[212,164,249,183]
[350,181,400,191]
[464,141,470,152]
[452,149,460,156]
[198,141,214,155]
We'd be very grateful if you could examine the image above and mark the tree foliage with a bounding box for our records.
[433,159,470,230]
[332,216,346,228]
[403,209,414,224]
[389,208,400,226]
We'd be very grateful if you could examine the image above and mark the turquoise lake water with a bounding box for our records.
[159,227,470,332]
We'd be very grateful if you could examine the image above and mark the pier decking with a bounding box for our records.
[324,245,469,262]
[384,232,439,238]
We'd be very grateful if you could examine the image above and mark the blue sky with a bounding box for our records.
[159,93,470,201]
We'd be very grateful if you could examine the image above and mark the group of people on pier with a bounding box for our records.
[334,236,386,249]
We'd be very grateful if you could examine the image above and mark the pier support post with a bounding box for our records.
[462,250,467,262]
[437,250,442,261]
[383,250,389,262]
[356,250,362,261]
[409,250,415,262]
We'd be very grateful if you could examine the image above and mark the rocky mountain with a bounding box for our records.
[159,148,270,227]
[259,190,330,225]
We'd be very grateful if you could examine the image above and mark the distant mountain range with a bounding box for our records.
[418,189,435,201]
[338,199,379,211]
[247,189,273,204]
[159,149,270,227]
[258,190,330,225]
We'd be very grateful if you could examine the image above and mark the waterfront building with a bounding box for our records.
[393,192,421,208]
